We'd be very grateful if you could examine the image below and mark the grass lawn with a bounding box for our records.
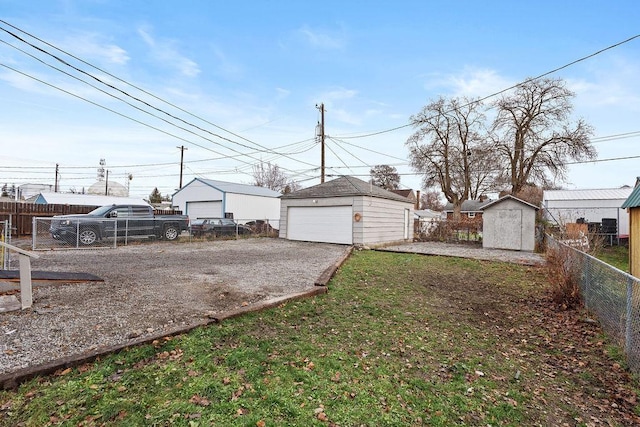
[593,245,629,272]
[1,250,639,426]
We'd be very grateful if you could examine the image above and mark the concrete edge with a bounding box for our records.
[314,245,354,286]
[0,246,356,390]
[0,287,328,390]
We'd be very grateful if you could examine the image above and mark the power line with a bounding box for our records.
[0,19,318,167]
[335,34,640,140]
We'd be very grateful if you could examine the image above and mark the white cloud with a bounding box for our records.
[60,32,130,65]
[423,67,513,99]
[296,25,345,50]
[137,26,200,78]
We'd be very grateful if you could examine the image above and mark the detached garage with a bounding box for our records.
[279,176,414,246]
[172,179,281,226]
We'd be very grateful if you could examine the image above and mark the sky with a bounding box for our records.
[1,1,640,200]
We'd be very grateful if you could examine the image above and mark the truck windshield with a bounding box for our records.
[88,206,115,216]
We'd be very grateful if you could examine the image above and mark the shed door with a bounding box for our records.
[287,206,352,244]
[186,201,222,219]
[495,210,522,250]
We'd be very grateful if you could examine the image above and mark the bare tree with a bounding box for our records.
[370,165,401,190]
[491,77,596,194]
[252,161,299,194]
[420,189,445,211]
[407,97,497,219]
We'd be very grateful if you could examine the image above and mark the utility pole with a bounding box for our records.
[105,170,109,195]
[54,164,59,193]
[177,145,188,189]
[315,103,325,183]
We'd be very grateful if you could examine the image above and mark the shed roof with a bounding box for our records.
[35,192,150,207]
[480,195,539,211]
[543,187,633,201]
[621,178,640,209]
[176,178,281,198]
[281,176,413,203]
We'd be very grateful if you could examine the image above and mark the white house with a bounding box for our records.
[172,178,281,226]
[543,187,633,238]
[33,192,149,207]
[279,176,414,246]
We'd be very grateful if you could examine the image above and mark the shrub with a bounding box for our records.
[545,243,582,308]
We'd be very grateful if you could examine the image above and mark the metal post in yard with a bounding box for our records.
[32,217,36,251]
[584,256,591,312]
[626,277,634,357]
[113,219,118,249]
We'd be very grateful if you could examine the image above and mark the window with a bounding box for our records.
[132,206,151,217]
[467,212,476,218]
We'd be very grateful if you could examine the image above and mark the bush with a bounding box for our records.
[545,244,582,308]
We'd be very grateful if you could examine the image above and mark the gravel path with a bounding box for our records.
[0,239,349,376]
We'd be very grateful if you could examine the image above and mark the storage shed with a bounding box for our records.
[279,176,414,246]
[480,195,538,251]
[543,187,633,238]
[621,178,640,277]
[172,178,281,226]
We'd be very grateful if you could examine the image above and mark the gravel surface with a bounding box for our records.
[0,238,349,375]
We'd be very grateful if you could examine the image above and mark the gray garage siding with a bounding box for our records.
[355,196,413,245]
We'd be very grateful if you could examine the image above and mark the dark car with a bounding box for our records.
[190,218,252,237]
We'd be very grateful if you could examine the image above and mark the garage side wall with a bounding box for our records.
[544,199,629,237]
[172,181,223,218]
[356,197,414,246]
[225,193,281,228]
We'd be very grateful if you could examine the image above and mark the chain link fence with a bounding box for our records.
[32,217,279,250]
[1,219,11,269]
[547,234,640,373]
[32,217,189,250]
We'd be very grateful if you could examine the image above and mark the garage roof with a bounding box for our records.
[179,178,281,198]
[543,187,633,201]
[281,176,413,203]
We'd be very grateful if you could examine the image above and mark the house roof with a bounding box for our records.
[621,178,640,209]
[480,194,539,211]
[414,209,442,219]
[543,187,633,201]
[35,192,150,207]
[281,176,413,203]
[176,178,281,198]
[390,189,415,200]
[443,199,492,213]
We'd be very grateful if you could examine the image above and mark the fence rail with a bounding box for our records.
[547,235,640,373]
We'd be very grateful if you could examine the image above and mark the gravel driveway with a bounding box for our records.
[0,239,349,377]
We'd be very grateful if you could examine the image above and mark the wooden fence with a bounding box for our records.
[0,202,182,236]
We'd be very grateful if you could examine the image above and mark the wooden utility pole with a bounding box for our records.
[54,164,59,192]
[105,170,109,195]
[177,145,188,189]
[316,103,325,183]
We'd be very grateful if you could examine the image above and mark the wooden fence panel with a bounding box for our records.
[0,202,182,236]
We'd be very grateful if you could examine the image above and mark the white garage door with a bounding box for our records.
[287,206,352,244]
[186,201,222,219]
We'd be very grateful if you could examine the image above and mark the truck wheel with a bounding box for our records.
[78,227,98,245]
[164,225,179,241]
